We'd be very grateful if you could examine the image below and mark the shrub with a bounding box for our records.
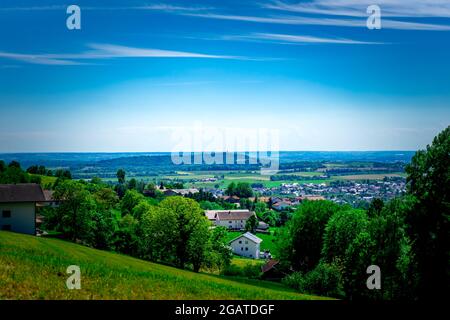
[282,262,344,298]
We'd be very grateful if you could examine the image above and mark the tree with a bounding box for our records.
[128,178,137,190]
[225,182,236,196]
[55,169,72,180]
[405,126,450,300]
[53,180,95,241]
[140,196,210,272]
[93,187,119,210]
[277,200,345,272]
[0,160,5,173]
[367,198,384,217]
[321,209,369,263]
[235,182,253,198]
[120,189,145,215]
[245,215,258,233]
[116,169,126,184]
[8,160,21,169]
[205,227,233,271]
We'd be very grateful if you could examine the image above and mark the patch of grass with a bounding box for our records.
[0,231,327,300]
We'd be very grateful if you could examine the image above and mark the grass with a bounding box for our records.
[31,174,57,185]
[0,231,327,300]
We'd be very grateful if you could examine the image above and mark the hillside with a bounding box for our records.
[0,231,326,300]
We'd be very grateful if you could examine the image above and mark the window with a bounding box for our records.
[228,221,232,223]
[1,225,11,231]
[238,240,242,244]
[245,240,248,244]
[2,210,11,218]
[245,247,248,251]
[241,247,244,251]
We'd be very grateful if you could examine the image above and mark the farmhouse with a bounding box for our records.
[163,188,199,196]
[229,232,262,259]
[205,209,255,230]
[0,184,47,235]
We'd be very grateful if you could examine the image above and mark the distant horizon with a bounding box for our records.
[0,150,418,154]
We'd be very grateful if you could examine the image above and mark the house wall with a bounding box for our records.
[230,236,260,259]
[216,219,246,230]
[0,202,36,235]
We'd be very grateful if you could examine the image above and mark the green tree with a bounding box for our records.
[53,180,95,241]
[321,209,369,263]
[93,187,119,210]
[235,182,253,198]
[120,189,145,215]
[140,197,210,272]
[245,215,258,233]
[116,169,126,184]
[277,200,344,272]
[225,182,236,196]
[405,126,450,300]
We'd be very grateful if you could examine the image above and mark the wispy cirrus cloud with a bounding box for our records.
[264,0,450,18]
[0,43,242,65]
[184,12,450,31]
[229,33,384,45]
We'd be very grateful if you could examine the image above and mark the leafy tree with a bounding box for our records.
[120,189,145,215]
[204,227,233,271]
[277,200,345,272]
[53,180,95,241]
[254,201,267,215]
[90,176,103,185]
[199,200,223,210]
[128,178,137,190]
[368,198,384,217]
[140,197,210,272]
[0,160,5,173]
[93,187,119,210]
[245,215,258,233]
[8,160,21,169]
[114,214,139,255]
[235,182,253,198]
[321,209,369,263]
[405,125,450,300]
[225,182,236,196]
[55,169,72,180]
[116,169,126,184]
[90,209,118,250]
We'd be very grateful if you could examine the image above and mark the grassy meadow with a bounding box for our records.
[0,231,327,300]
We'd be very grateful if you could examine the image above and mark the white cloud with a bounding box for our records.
[264,0,450,18]
[185,12,450,31]
[0,43,241,66]
[230,32,384,45]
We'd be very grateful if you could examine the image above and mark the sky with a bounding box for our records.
[0,0,449,152]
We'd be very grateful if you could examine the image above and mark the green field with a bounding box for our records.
[0,231,327,300]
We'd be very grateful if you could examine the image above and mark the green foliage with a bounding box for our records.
[52,180,95,242]
[140,196,211,272]
[225,182,253,198]
[245,215,258,233]
[120,189,145,215]
[321,209,369,263]
[116,169,126,184]
[199,200,223,210]
[277,200,346,272]
[405,125,450,299]
[282,263,344,298]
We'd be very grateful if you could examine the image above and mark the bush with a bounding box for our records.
[282,263,344,298]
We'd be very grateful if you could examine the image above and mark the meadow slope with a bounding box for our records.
[0,231,327,300]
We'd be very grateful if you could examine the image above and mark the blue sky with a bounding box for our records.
[0,0,449,152]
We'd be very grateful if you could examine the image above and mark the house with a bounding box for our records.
[229,232,262,259]
[260,259,283,280]
[0,184,47,235]
[205,209,255,230]
[221,195,240,204]
[272,201,291,211]
[163,188,199,196]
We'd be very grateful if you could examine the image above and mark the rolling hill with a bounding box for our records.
[0,231,327,300]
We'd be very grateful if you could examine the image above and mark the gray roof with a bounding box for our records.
[0,184,46,203]
[206,209,255,221]
[229,232,263,244]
